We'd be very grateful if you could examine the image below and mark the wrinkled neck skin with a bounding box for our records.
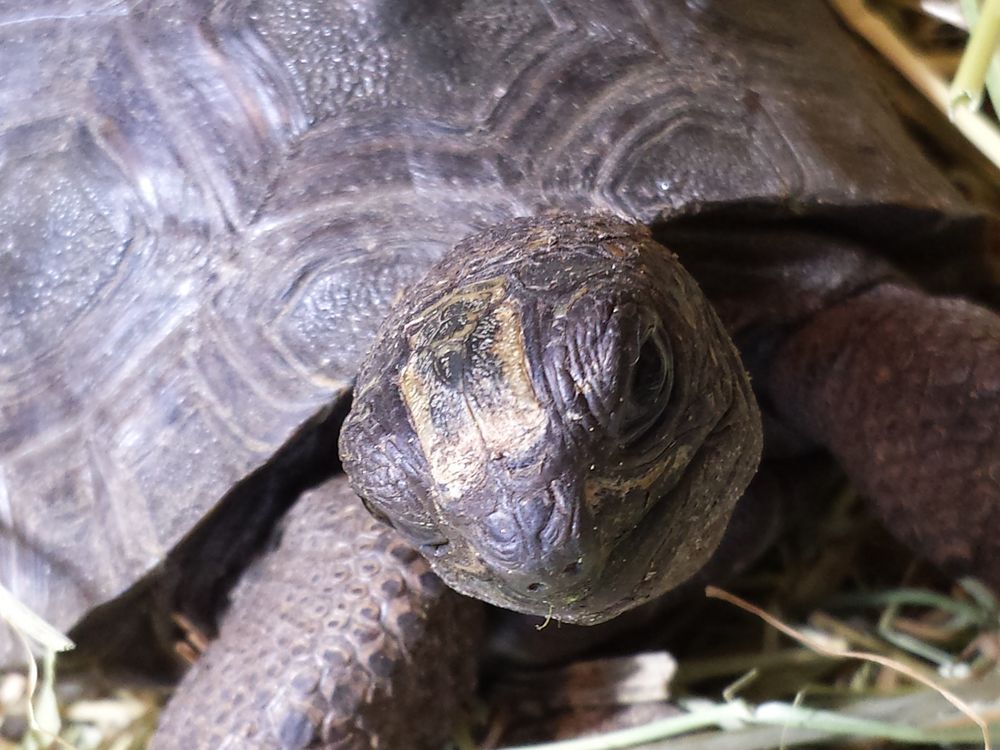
[340,214,762,625]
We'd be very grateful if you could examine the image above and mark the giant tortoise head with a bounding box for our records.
[341,214,762,624]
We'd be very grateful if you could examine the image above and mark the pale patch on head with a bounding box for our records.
[400,279,547,502]
[583,447,684,519]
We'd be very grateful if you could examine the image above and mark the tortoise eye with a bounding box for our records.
[631,335,669,402]
[620,332,672,448]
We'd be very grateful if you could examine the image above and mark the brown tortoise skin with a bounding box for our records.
[341,215,762,625]
[0,0,981,658]
[151,478,483,750]
[1,0,997,746]
[769,284,1000,585]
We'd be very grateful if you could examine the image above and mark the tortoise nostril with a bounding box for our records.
[420,541,450,558]
[526,582,544,593]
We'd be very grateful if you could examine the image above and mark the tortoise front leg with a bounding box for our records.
[660,222,1000,588]
[766,282,1000,585]
[151,476,484,750]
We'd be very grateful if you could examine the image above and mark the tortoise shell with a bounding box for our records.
[0,0,979,650]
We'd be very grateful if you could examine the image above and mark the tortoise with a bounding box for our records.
[1,0,999,746]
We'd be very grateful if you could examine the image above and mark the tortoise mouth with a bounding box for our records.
[416,390,746,626]
[417,471,699,625]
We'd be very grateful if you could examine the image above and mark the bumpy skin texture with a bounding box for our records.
[152,477,484,750]
[0,0,981,656]
[768,284,1000,586]
[1,0,995,744]
[341,214,762,624]
[661,226,1000,585]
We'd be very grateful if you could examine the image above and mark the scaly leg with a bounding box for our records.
[151,476,484,750]
[767,282,1000,585]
